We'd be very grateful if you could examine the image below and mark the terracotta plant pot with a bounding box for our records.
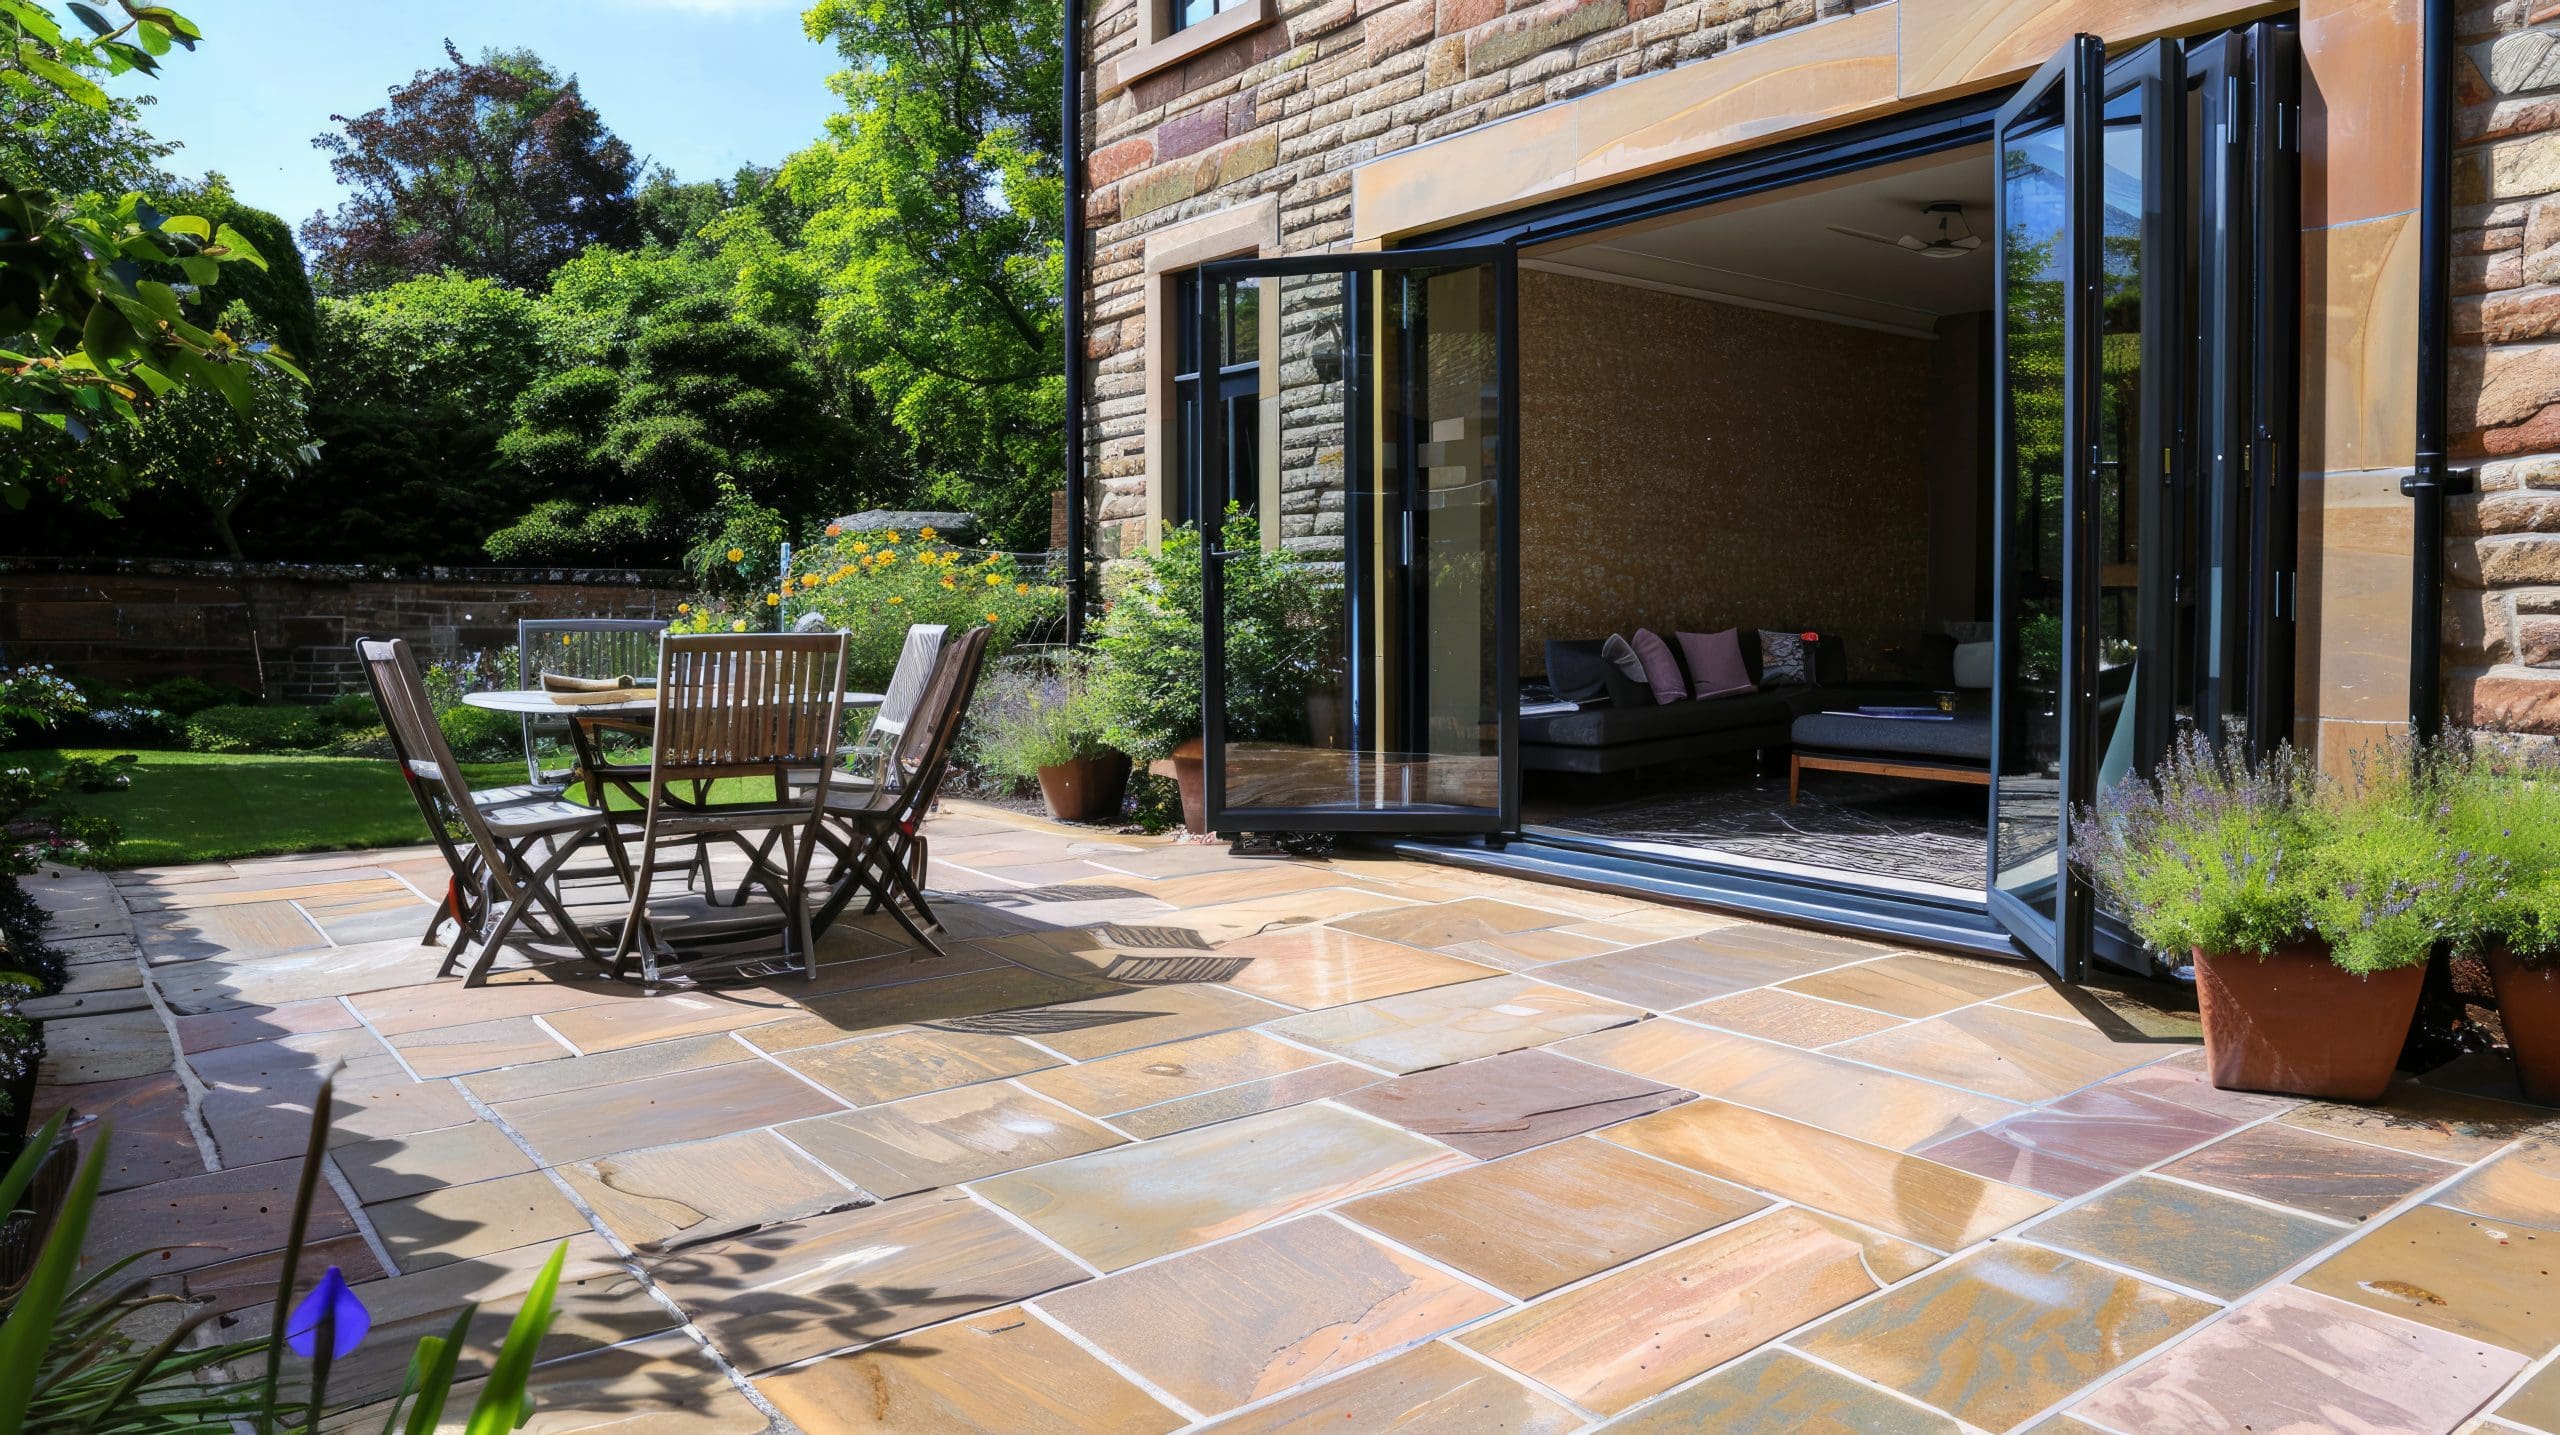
[2193,941,2424,1102]
[1035,751,1132,824]
[2484,945,2560,1107]
[1170,735,1207,835]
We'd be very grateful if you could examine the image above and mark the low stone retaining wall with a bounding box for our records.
[0,558,690,701]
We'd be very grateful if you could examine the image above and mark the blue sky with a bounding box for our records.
[110,0,846,227]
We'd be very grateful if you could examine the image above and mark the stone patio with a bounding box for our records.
[27,802,2560,1433]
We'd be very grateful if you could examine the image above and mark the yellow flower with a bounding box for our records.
[886,595,903,605]
[730,619,749,632]
[853,541,870,554]
[884,530,901,544]
[677,602,692,614]
[942,550,958,564]
[985,573,1003,587]
[764,593,780,606]
[984,612,999,623]
[940,576,957,590]
[1015,582,1030,594]
[726,547,745,564]
[918,525,938,540]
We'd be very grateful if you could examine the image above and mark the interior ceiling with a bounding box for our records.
[1526,145,1996,337]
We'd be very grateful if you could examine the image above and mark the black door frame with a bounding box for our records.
[1191,246,1523,835]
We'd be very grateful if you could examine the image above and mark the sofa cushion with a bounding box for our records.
[1632,628,1690,705]
[1791,710,1993,764]
[1544,639,1613,703]
[1523,691,1796,748]
[1677,628,1755,700]
[1599,634,1654,707]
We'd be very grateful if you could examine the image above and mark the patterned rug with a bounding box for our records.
[1538,772,2002,889]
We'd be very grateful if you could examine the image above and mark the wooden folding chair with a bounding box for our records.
[356,638,617,987]
[805,625,992,955]
[614,632,849,983]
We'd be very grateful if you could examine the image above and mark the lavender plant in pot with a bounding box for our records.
[976,654,1131,824]
[2433,736,2560,1104]
[2073,733,2437,1101]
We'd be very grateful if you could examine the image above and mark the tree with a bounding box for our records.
[0,1,304,512]
[301,41,639,293]
[789,0,1065,547]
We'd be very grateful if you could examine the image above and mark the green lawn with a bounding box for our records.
[23,748,529,868]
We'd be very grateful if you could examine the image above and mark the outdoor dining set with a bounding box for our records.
[353,617,990,988]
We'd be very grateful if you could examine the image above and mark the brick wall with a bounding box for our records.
[0,561,689,701]
[2451,2,2560,736]
[1079,0,1870,560]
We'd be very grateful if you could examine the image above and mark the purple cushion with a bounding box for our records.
[1631,629,1689,705]
[1678,628,1756,700]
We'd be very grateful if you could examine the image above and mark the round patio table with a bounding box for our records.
[458,688,888,716]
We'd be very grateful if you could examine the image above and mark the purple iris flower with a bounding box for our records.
[285,1266,372,1360]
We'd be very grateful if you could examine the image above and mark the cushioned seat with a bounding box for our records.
[1522,691,1797,748]
[1790,710,1993,764]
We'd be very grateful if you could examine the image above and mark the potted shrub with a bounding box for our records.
[2433,736,2560,1103]
[2074,733,2430,1101]
[976,656,1131,824]
[1093,511,1330,835]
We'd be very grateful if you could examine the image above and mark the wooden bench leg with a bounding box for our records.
[1788,753,1802,806]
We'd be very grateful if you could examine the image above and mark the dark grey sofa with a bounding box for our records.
[1521,631,1926,776]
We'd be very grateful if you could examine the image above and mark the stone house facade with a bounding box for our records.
[1072,0,2560,763]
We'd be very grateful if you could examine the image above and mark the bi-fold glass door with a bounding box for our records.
[1189,248,1519,834]
[1990,24,2297,980]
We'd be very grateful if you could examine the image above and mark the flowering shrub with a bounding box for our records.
[2071,731,2330,963]
[0,666,85,740]
[669,525,1066,690]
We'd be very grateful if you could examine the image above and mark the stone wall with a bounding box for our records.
[1516,268,1950,677]
[1079,0,1876,560]
[2450,3,2560,736]
[0,561,689,701]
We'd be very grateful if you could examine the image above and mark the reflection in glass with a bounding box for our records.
[2092,84,2147,800]
[1994,101,2068,913]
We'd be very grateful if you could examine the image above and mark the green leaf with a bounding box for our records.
[396,1307,476,1435]
[0,0,65,46]
[21,53,109,111]
[160,213,211,241]
[0,1123,112,1430]
[0,1111,66,1217]
[81,299,136,363]
[179,254,219,286]
[460,1245,566,1435]
[65,2,113,34]
[137,19,172,54]
[210,222,269,271]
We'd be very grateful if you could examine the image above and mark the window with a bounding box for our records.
[1171,0,1253,33]
[1171,271,1260,526]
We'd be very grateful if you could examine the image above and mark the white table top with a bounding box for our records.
[460,688,888,716]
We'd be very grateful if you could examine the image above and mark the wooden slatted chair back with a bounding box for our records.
[649,633,849,787]
[518,618,667,689]
[356,637,517,893]
[882,625,991,827]
[870,624,948,746]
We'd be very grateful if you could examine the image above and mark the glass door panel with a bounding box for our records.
[1990,35,2101,977]
[1195,249,1516,833]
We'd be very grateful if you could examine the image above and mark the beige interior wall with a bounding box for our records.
[1518,267,1974,680]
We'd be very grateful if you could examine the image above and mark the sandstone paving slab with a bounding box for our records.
[332,1120,537,1204]
[1100,864,1355,908]
[537,988,803,1053]
[646,1190,1089,1372]
[494,1057,844,1165]
[151,937,454,1013]
[1337,1135,1769,1299]
[2026,1176,2340,1300]
[1158,888,1432,948]
[200,1053,476,1166]
[2158,1120,2461,1222]
[386,1014,574,1078]
[1216,924,1502,1010]
[2071,1285,2526,1434]
[1557,1018,2022,1151]
[1439,926,1625,970]
[173,997,360,1053]
[1915,1083,2243,1199]
[779,1081,1127,1197]
[335,1332,770,1435]
[135,899,326,964]
[177,1232,388,1318]
[1674,920,1890,967]
[737,965,1121,1051]
[2279,1081,2559,1164]
[1602,1347,1964,1433]
[560,1129,863,1251]
[231,1233,671,1409]
[1539,935,1847,1011]
[2438,1139,2560,1227]
[1331,1047,1690,1159]
[1192,1340,1580,1435]
[1774,951,2039,1019]
[1598,1099,2053,1250]
[457,1031,745,1105]
[972,1101,1471,1272]
[1011,981,1293,1061]
[1993,977,2203,1040]
[1331,897,1572,949]
[1038,1216,1507,1416]
[747,1309,1182,1432]
[346,976,622,1037]
[36,1006,174,1085]
[775,1025,1063,1106]
[1266,975,1640,1075]
[1019,1027,1334,1117]
[2097,1046,2302,1122]
[1111,1063,1379,1139]
[186,1025,389,1085]
[2492,1355,2560,1430]
[1677,984,1909,1047]
[29,1070,203,1192]
[1828,1002,2167,1104]
[366,1169,592,1273]
[1458,1208,1888,1415]
[1793,1242,2214,1432]
[2295,1203,2560,1353]
[88,1156,357,1276]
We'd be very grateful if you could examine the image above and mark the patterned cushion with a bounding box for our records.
[1757,629,1815,687]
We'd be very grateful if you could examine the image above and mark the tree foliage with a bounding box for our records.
[789,0,1065,548]
[301,41,638,293]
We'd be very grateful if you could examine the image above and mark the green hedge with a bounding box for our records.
[185,705,324,754]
